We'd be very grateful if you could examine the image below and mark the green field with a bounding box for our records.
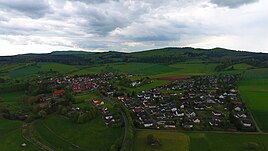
[134,130,189,151]
[72,63,178,76]
[33,115,123,151]
[0,119,38,151]
[134,130,268,151]
[0,91,29,113]
[122,80,168,93]
[5,62,78,78]
[239,68,268,132]
[151,63,219,78]
[188,132,268,151]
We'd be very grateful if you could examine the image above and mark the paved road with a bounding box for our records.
[101,95,129,148]
[135,128,268,135]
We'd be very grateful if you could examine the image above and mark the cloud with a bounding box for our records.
[210,0,259,8]
[0,0,50,18]
[0,0,268,56]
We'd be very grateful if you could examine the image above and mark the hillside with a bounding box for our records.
[0,47,268,69]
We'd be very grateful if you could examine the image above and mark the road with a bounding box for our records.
[101,95,129,149]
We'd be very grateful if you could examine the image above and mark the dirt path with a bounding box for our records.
[22,123,55,151]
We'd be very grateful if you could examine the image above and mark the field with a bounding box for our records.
[33,115,123,151]
[122,80,168,93]
[188,132,268,151]
[151,63,219,78]
[239,68,268,132]
[0,118,38,151]
[0,91,29,113]
[2,62,78,79]
[134,130,268,151]
[72,63,178,76]
[134,130,189,151]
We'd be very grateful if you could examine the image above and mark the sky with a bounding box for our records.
[0,0,267,56]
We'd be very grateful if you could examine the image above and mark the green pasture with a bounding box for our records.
[0,119,38,151]
[33,115,123,151]
[134,130,189,151]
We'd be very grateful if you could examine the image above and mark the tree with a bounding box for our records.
[147,134,160,147]
[38,110,47,118]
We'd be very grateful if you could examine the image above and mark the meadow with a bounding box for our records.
[134,130,189,151]
[0,118,38,151]
[239,68,268,132]
[134,130,268,151]
[33,115,124,151]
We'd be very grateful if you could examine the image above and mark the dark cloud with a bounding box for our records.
[0,0,50,18]
[210,0,258,8]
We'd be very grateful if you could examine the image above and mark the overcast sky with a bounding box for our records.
[0,0,267,56]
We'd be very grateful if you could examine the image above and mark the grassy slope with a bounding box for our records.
[33,115,123,151]
[134,130,189,151]
[0,119,39,151]
[151,63,219,78]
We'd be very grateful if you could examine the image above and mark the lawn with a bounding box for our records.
[134,130,189,151]
[33,115,123,151]
[0,118,39,151]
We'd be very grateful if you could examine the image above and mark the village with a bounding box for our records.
[30,73,255,132]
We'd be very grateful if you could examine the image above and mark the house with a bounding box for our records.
[93,100,104,106]
[144,120,154,127]
[182,122,194,129]
[193,118,201,123]
[164,121,176,128]
[53,90,65,97]
[240,119,252,127]
[212,110,222,116]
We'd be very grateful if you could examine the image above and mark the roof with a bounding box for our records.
[53,90,65,95]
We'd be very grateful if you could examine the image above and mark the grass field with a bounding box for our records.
[33,115,123,151]
[72,63,178,76]
[239,78,268,132]
[5,62,78,78]
[0,91,30,113]
[134,130,268,151]
[122,80,168,93]
[239,68,268,132]
[0,118,39,151]
[151,63,219,78]
[225,63,253,70]
[188,132,268,151]
[134,130,189,151]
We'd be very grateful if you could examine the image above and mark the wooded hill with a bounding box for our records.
[1,47,268,70]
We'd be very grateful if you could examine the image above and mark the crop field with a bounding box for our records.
[0,119,38,151]
[33,115,123,151]
[134,130,189,151]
